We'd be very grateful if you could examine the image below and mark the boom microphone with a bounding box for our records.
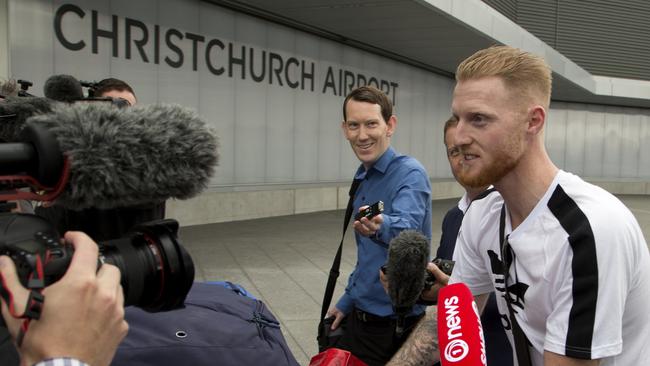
[385,230,430,336]
[437,283,487,366]
[43,74,85,102]
[5,102,218,209]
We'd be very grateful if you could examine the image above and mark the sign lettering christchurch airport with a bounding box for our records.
[53,3,400,105]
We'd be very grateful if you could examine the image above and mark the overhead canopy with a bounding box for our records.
[208,0,650,108]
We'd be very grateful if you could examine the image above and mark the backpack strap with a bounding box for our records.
[319,178,362,321]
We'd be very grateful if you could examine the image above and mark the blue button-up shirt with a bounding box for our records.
[336,147,432,317]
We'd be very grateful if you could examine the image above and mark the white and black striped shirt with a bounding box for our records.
[451,170,650,366]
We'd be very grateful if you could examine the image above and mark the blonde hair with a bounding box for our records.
[456,45,552,108]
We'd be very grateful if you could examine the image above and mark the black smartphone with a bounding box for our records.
[355,201,384,221]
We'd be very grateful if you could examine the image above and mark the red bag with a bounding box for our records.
[309,348,367,366]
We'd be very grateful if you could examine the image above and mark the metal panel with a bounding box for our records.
[499,0,650,80]
[550,102,650,180]
[583,104,606,178]
[517,0,558,47]
[620,111,641,178]
[293,31,320,183]
[555,0,650,80]
[106,0,161,104]
[392,61,414,157]
[11,0,56,89]
[199,2,236,186]
[157,0,201,109]
[431,76,454,179]
[265,23,296,183]
[318,41,345,182]
[545,105,567,169]
[564,107,587,175]
[481,0,518,22]
[639,113,650,178]
[602,107,624,178]
[0,0,8,78]
[232,15,268,184]
[407,69,428,170]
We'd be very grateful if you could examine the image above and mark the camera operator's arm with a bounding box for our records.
[0,231,129,366]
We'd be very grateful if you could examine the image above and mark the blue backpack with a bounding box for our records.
[111,282,299,366]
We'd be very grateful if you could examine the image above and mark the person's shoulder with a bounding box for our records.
[552,172,634,222]
[550,171,644,247]
[442,205,464,224]
[462,189,502,229]
[392,153,427,173]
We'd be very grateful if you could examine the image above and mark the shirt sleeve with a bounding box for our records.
[335,292,353,315]
[375,168,431,245]
[543,223,630,359]
[448,211,494,296]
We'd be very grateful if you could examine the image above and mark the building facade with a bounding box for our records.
[1,0,649,225]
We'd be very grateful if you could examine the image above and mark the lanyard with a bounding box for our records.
[500,205,533,366]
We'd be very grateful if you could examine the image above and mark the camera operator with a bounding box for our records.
[0,231,128,366]
[91,78,137,107]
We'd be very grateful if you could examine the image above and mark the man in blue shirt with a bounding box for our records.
[326,86,432,366]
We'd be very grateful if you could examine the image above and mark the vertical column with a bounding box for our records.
[0,0,9,79]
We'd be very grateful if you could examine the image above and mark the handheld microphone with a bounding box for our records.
[385,230,430,336]
[1,102,219,209]
[437,283,487,366]
[43,74,85,102]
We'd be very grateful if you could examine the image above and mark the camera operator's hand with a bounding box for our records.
[0,231,129,366]
[353,205,383,237]
[419,262,450,303]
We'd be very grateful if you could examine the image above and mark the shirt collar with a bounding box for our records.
[354,146,396,179]
[457,192,471,213]
[457,185,495,214]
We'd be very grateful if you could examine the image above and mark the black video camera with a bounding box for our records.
[423,258,455,291]
[0,121,194,312]
[0,214,193,311]
[80,80,130,108]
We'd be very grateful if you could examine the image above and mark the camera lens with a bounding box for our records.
[1,215,194,312]
[99,219,194,311]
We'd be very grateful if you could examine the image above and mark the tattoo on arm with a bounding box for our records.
[387,309,440,366]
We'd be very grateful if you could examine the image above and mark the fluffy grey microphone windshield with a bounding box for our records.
[43,74,85,102]
[26,102,219,210]
[386,230,430,309]
[0,96,53,141]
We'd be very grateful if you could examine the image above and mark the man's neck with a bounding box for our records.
[362,146,391,171]
[495,152,558,230]
[467,186,489,201]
